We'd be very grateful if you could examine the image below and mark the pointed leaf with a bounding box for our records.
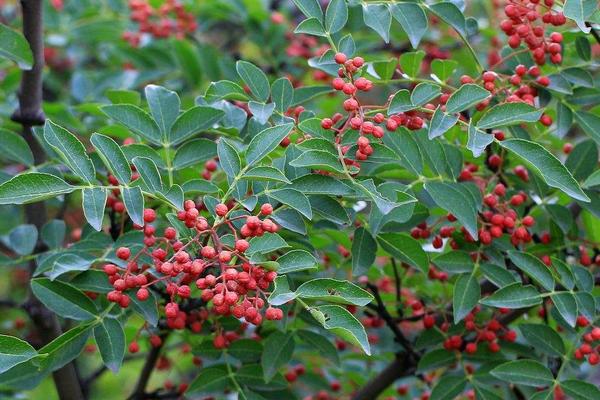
[44,120,96,183]
[82,187,107,231]
[91,133,131,184]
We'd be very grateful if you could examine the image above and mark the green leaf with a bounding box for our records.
[453,272,480,323]
[411,82,441,106]
[399,50,425,77]
[377,232,429,273]
[246,123,294,166]
[170,106,224,145]
[47,254,93,280]
[390,3,428,48]
[236,61,270,103]
[131,157,163,193]
[145,85,180,140]
[429,106,458,139]
[0,173,74,205]
[228,339,263,363]
[425,181,480,240]
[563,0,596,33]
[247,233,289,255]
[172,39,203,87]
[101,104,162,145]
[295,17,327,36]
[186,366,231,395]
[325,0,347,34]
[0,23,33,69]
[30,278,97,321]
[561,379,600,400]
[261,331,295,382]
[0,128,33,166]
[4,224,37,256]
[205,80,248,101]
[428,2,467,37]
[551,291,578,327]
[38,323,92,372]
[268,276,295,306]
[388,89,414,113]
[268,188,312,219]
[296,278,373,306]
[481,263,518,288]
[311,305,370,355]
[122,186,144,226]
[431,59,458,81]
[575,36,592,61]
[248,101,275,124]
[433,251,474,273]
[519,323,565,357]
[430,375,467,400]
[362,4,391,43]
[480,283,542,309]
[418,349,456,372]
[383,128,423,174]
[498,138,589,202]
[574,110,600,143]
[41,220,66,249]
[351,227,377,275]
[566,139,597,181]
[217,138,241,178]
[445,84,489,114]
[93,318,125,373]
[551,257,575,291]
[0,335,37,374]
[507,251,555,292]
[106,89,140,105]
[289,149,344,174]
[271,78,294,113]
[82,188,107,231]
[293,0,323,21]
[583,169,600,188]
[43,120,96,183]
[296,330,339,365]
[490,360,554,387]
[477,103,544,129]
[467,123,494,157]
[90,133,131,184]
[276,250,317,274]
[243,166,291,184]
[555,102,573,138]
[173,138,217,169]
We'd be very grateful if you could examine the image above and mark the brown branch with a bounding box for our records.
[585,22,600,46]
[128,333,169,400]
[11,2,84,399]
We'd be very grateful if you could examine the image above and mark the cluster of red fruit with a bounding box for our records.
[575,326,600,365]
[123,0,197,47]
[423,306,517,354]
[458,66,553,126]
[500,0,566,65]
[199,158,218,180]
[320,52,428,167]
[102,198,285,348]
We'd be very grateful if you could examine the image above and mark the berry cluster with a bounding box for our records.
[123,0,197,47]
[102,197,285,348]
[575,325,600,365]
[320,52,428,167]
[423,306,517,354]
[500,0,566,65]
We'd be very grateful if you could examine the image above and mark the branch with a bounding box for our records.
[585,22,600,46]
[11,2,83,399]
[128,333,169,400]
[366,283,417,359]
[351,354,415,400]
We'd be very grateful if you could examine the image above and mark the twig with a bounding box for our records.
[128,333,170,400]
[12,1,84,399]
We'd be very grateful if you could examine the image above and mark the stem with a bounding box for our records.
[12,2,84,399]
[128,332,170,400]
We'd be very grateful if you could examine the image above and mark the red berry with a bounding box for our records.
[260,203,273,215]
[334,52,347,64]
[116,247,131,260]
